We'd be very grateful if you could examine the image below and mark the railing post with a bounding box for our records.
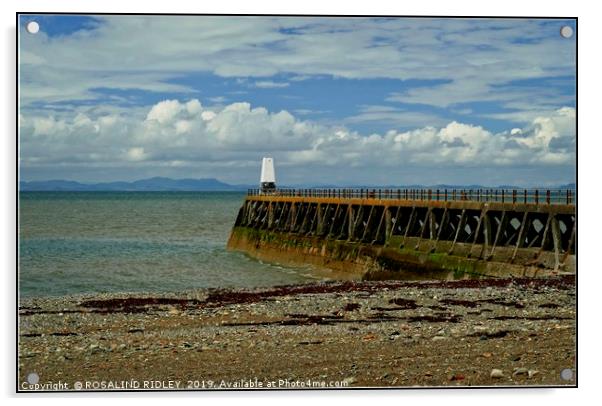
[512,190,516,204]
[524,189,527,204]
[535,189,539,205]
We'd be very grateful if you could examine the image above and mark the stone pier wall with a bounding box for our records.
[227,196,576,280]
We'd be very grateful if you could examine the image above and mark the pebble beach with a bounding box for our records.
[18,276,576,390]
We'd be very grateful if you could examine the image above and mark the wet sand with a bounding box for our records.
[18,276,576,390]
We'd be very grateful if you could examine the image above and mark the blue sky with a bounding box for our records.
[18,15,576,186]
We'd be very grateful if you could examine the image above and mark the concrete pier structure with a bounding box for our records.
[227,189,576,280]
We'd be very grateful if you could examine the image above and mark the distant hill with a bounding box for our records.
[19,178,576,192]
[19,177,250,192]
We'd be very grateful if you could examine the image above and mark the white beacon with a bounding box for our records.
[260,157,276,194]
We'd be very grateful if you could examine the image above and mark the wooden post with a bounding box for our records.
[551,215,562,271]
[511,211,530,261]
[449,209,467,254]
[489,211,507,259]
[384,207,392,245]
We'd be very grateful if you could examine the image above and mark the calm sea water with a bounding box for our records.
[18,192,320,297]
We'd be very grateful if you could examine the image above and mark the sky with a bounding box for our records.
[18,15,576,186]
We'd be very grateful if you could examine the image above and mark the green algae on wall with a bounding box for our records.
[227,226,554,281]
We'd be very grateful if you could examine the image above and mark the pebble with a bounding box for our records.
[449,373,465,381]
[513,367,528,376]
[18,279,574,387]
[528,370,539,379]
[343,376,357,385]
[490,369,504,378]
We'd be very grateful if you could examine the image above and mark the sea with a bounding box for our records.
[18,191,321,297]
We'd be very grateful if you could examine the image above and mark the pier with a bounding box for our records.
[228,188,576,280]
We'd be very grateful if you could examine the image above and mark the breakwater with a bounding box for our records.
[227,189,576,280]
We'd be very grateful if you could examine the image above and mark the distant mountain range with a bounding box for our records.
[19,177,252,192]
[19,177,576,192]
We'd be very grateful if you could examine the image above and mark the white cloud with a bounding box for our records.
[175,120,192,135]
[19,99,576,184]
[19,16,575,118]
[185,99,202,115]
[208,96,227,104]
[127,147,147,161]
[253,81,290,88]
[146,100,185,124]
[345,105,448,128]
[201,111,216,121]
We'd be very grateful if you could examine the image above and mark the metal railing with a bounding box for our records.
[247,188,575,205]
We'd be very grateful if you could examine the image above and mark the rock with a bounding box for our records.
[449,373,465,381]
[513,367,528,376]
[432,336,446,341]
[482,352,493,358]
[528,370,539,379]
[343,376,357,385]
[490,369,504,378]
[128,327,144,333]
